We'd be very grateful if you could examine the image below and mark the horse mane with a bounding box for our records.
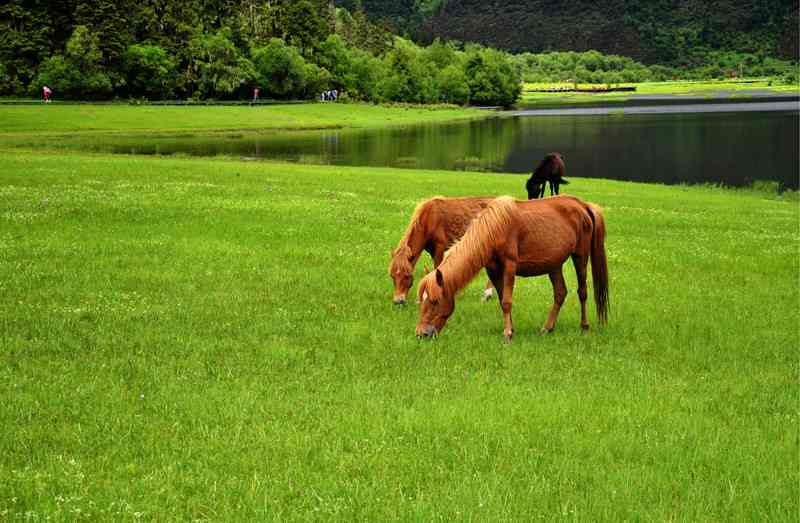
[390,197,440,276]
[436,196,516,296]
[394,197,437,252]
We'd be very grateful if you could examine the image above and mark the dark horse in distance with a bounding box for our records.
[526,153,568,199]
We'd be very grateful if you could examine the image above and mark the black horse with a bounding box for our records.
[526,153,568,199]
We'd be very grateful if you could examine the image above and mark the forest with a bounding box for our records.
[0,0,521,105]
[0,0,797,103]
[348,0,798,63]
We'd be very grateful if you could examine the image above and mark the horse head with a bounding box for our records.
[415,269,455,338]
[389,245,414,305]
[526,180,544,200]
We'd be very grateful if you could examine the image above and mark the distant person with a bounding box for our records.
[42,85,52,103]
[252,87,260,104]
[332,89,338,101]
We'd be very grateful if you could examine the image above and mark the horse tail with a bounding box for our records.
[586,203,609,324]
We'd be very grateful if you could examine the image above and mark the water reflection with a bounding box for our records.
[102,106,798,189]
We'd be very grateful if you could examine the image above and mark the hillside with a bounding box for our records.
[347,0,799,64]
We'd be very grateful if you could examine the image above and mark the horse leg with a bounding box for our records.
[486,264,514,341]
[571,253,590,330]
[500,262,517,341]
[481,279,494,302]
[485,265,504,303]
[540,268,567,335]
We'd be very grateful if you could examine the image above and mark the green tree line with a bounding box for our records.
[514,49,799,84]
[0,0,521,105]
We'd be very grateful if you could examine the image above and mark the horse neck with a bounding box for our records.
[439,198,514,295]
[439,247,489,296]
[396,201,434,264]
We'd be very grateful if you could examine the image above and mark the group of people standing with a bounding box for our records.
[320,89,338,102]
[250,87,340,104]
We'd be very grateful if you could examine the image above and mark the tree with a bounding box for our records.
[283,0,331,57]
[436,64,469,104]
[251,38,308,99]
[0,0,74,95]
[190,28,254,99]
[463,46,521,107]
[123,44,176,99]
[317,34,355,91]
[34,25,112,99]
[347,49,385,100]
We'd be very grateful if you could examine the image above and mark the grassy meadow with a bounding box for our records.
[521,78,800,105]
[0,103,798,520]
[0,103,485,136]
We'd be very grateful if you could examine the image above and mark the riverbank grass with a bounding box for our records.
[0,149,797,520]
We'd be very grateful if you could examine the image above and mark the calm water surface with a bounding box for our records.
[104,102,799,188]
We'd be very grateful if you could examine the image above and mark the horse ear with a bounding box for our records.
[435,269,444,288]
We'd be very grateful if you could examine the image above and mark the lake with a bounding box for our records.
[103,101,799,189]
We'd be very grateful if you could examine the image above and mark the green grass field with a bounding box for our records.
[1,140,797,519]
[0,103,486,136]
[521,79,800,105]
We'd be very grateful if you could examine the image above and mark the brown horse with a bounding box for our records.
[416,195,608,341]
[389,196,496,305]
[526,152,568,199]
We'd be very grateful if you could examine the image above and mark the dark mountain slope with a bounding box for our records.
[349,0,798,63]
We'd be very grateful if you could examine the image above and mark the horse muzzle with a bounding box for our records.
[393,295,407,306]
[416,324,438,339]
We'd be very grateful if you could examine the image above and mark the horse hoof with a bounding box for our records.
[581,324,590,331]
[538,328,551,336]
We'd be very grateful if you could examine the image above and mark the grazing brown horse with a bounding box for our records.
[416,195,608,341]
[389,196,496,305]
[526,153,568,199]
